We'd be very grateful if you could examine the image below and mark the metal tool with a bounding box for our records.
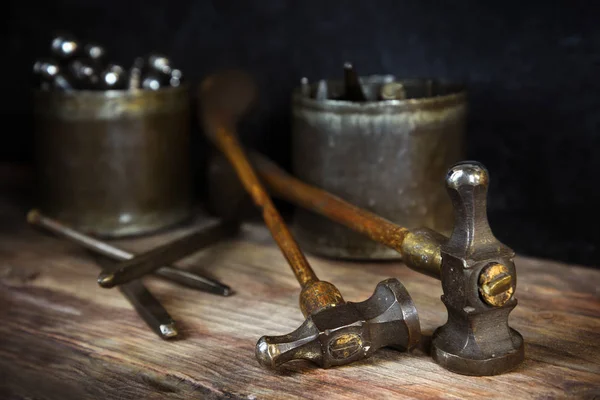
[93,255,178,339]
[51,33,79,59]
[142,73,162,91]
[199,70,421,369]
[99,64,128,90]
[33,59,74,91]
[97,218,240,288]
[147,54,171,74]
[300,77,310,97]
[248,153,524,376]
[69,59,98,89]
[27,210,178,339]
[128,57,144,90]
[340,62,367,101]
[51,74,75,91]
[83,43,106,64]
[33,59,59,79]
[291,74,466,259]
[380,82,406,100]
[169,69,183,87]
[36,34,185,92]
[27,209,233,296]
[144,54,184,88]
[315,79,328,100]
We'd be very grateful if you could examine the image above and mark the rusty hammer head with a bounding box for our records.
[199,71,422,369]
[255,278,420,369]
[431,161,524,376]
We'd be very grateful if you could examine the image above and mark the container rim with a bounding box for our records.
[293,75,466,113]
[33,84,190,120]
[33,83,188,99]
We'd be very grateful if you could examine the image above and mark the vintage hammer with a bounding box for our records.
[199,71,421,369]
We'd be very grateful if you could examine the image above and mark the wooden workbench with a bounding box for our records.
[1,187,599,399]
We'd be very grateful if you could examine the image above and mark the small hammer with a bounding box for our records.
[199,70,421,369]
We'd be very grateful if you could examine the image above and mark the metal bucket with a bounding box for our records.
[33,86,192,237]
[291,76,467,259]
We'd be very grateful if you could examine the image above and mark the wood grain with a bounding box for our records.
[0,194,599,399]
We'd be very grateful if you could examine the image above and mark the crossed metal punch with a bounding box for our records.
[27,210,239,339]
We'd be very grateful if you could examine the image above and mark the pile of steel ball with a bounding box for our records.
[33,33,184,92]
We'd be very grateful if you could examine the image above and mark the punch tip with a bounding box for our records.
[27,209,41,224]
[97,272,115,288]
[208,280,234,296]
[159,322,178,339]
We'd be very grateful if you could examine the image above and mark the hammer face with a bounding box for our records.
[255,278,420,369]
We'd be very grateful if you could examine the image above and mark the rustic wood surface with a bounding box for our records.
[0,183,599,399]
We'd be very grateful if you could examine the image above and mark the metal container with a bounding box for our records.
[33,86,192,237]
[291,76,466,259]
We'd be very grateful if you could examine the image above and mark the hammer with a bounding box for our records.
[248,152,524,376]
[199,71,421,369]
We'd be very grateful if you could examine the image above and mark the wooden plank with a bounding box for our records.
[0,196,599,399]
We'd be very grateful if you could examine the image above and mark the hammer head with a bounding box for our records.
[199,69,257,123]
[431,162,524,376]
[255,278,420,369]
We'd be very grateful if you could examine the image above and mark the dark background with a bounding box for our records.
[3,1,598,266]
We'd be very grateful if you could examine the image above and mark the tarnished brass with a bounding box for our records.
[380,82,406,100]
[247,152,524,376]
[33,85,192,237]
[199,71,421,369]
[479,263,514,306]
[299,280,343,317]
[399,229,446,279]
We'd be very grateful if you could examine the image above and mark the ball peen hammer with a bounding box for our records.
[199,70,421,369]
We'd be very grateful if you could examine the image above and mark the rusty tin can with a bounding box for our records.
[291,76,466,259]
[33,86,192,237]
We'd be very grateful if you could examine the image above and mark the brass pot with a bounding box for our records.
[33,86,192,237]
[292,76,467,259]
